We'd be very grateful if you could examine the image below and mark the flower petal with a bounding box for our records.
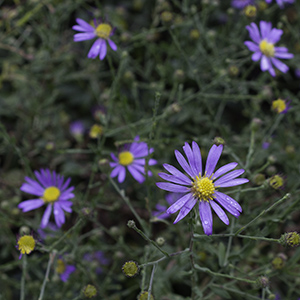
[260,55,271,71]
[108,39,117,51]
[87,39,102,59]
[41,204,52,229]
[214,191,242,214]
[99,39,107,60]
[244,41,259,52]
[53,202,65,228]
[173,197,197,223]
[167,193,193,214]
[216,178,249,187]
[246,22,261,44]
[18,199,44,212]
[199,201,213,236]
[252,51,262,61]
[205,145,223,177]
[175,150,193,177]
[74,32,96,42]
[183,142,198,177]
[158,172,190,186]
[162,163,191,184]
[214,169,245,186]
[128,165,145,183]
[156,182,189,193]
[271,57,289,73]
[192,141,202,176]
[213,162,238,180]
[210,200,229,225]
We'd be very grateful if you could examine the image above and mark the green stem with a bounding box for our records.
[147,264,156,300]
[245,127,255,171]
[20,254,27,300]
[38,251,56,300]
[131,223,169,257]
[194,264,256,284]
[235,193,290,235]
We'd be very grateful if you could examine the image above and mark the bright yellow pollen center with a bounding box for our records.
[259,40,275,57]
[191,175,215,202]
[118,151,134,166]
[272,99,286,114]
[56,259,66,274]
[95,23,112,39]
[89,124,103,139]
[18,235,35,255]
[43,186,60,203]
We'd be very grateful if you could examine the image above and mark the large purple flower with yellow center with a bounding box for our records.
[18,169,74,228]
[244,21,294,77]
[110,136,157,183]
[156,142,249,235]
[265,0,294,8]
[73,18,117,60]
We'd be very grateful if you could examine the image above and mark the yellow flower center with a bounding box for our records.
[43,186,60,203]
[56,259,66,274]
[259,39,275,57]
[272,99,286,114]
[118,151,134,166]
[191,175,215,202]
[18,235,36,255]
[244,5,257,17]
[122,261,139,277]
[95,23,112,39]
[83,284,97,298]
[89,124,103,139]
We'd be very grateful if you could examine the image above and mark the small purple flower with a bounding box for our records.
[70,121,85,140]
[110,136,157,183]
[231,0,255,9]
[272,98,291,114]
[156,142,249,235]
[18,169,74,228]
[56,257,76,282]
[73,18,117,60]
[262,141,270,149]
[295,68,300,78]
[265,0,294,8]
[244,21,294,77]
[152,193,182,220]
[83,251,109,274]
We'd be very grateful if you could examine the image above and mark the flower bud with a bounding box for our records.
[127,220,136,228]
[137,291,154,300]
[280,232,300,248]
[122,261,140,277]
[255,276,269,288]
[82,284,97,298]
[213,137,225,146]
[253,174,266,186]
[156,237,165,246]
[272,253,287,270]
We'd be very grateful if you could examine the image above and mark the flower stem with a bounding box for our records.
[20,254,27,300]
[147,264,156,300]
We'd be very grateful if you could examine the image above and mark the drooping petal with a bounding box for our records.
[108,39,117,51]
[156,182,189,193]
[213,162,238,180]
[162,163,191,184]
[87,39,102,59]
[199,201,213,236]
[205,144,223,177]
[110,165,122,178]
[117,166,126,183]
[216,178,249,187]
[41,204,52,228]
[210,200,229,225]
[173,197,197,223]
[175,150,193,177]
[18,199,45,212]
[128,165,145,183]
[99,39,107,60]
[167,193,193,214]
[214,169,245,186]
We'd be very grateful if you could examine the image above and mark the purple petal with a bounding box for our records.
[162,164,191,184]
[175,150,193,177]
[99,39,107,60]
[214,169,245,186]
[167,193,193,214]
[75,18,95,31]
[267,28,283,44]
[158,172,190,186]
[268,66,276,77]
[271,57,289,73]
[110,165,122,178]
[213,162,238,180]
[252,51,262,61]
[41,204,52,228]
[244,41,259,52]
[118,166,126,183]
[59,201,73,213]
[59,192,74,201]
[108,39,117,51]
[173,197,197,223]
[205,145,223,177]
[192,141,202,175]
[156,182,189,193]
[53,203,65,228]
[214,191,242,214]
[246,23,261,44]
[210,200,229,225]
[274,51,294,59]
[216,178,249,187]
[74,32,96,42]
[199,201,213,236]
[183,142,198,177]
[20,182,44,196]
[260,55,271,71]
[18,199,44,212]
[87,39,102,59]
[128,165,145,183]
[260,21,272,39]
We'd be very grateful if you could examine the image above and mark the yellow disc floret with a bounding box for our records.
[118,151,134,166]
[56,259,66,274]
[272,99,286,114]
[259,39,275,57]
[95,23,112,39]
[43,186,60,203]
[191,175,215,201]
[18,235,36,255]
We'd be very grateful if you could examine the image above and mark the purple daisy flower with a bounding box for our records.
[231,0,255,9]
[70,120,85,140]
[156,142,249,236]
[272,98,291,114]
[244,21,294,77]
[110,136,157,184]
[265,0,294,8]
[73,18,117,60]
[18,169,74,228]
[56,257,76,282]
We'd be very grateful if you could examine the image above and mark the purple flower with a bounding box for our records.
[231,0,255,9]
[244,21,294,77]
[83,251,110,274]
[110,136,157,183]
[56,257,76,282]
[70,121,85,139]
[156,142,249,235]
[152,193,182,220]
[295,68,300,78]
[265,0,294,8]
[73,18,117,60]
[18,169,74,228]
[272,98,291,114]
